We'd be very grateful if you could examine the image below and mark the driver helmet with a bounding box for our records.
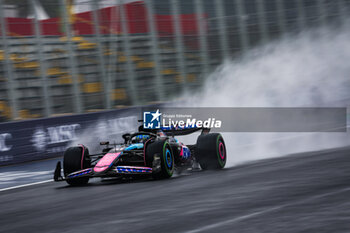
[133,134,150,143]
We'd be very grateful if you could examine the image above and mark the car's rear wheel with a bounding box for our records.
[146,140,174,179]
[195,133,226,170]
[63,145,91,185]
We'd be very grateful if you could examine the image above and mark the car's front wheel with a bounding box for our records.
[63,145,91,185]
[146,140,174,179]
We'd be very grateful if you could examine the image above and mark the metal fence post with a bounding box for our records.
[316,0,327,26]
[31,0,51,117]
[144,0,165,101]
[337,0,348,23]
[91,0,111,109]
[105,0,120,107]
[61,0,82,113]
[296,0,307,31]
[120,0,138,104]
[256,0,269,44]
[0,0,18,119]
[194,0,209,77]
[235,0,249,53]
[215,0,229,60]
[170,0,188,89]
[275,0,286,35]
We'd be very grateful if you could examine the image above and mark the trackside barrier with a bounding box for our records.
[0,106,155,166]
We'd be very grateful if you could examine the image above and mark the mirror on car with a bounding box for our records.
[122,133,131,143]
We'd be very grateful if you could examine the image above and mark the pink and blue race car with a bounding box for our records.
[54,125,226,186]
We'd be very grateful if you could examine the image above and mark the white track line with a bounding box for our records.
[184,208,281,233]
[0,179,52,192]
[184,187,350,233]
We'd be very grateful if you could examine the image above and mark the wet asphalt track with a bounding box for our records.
[0,147,350,233]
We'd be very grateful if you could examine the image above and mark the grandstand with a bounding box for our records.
[0,0,347,121]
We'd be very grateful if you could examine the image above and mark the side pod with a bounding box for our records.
[54,161,65,181]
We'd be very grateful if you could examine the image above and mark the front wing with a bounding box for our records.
[54,162,153,182]
[67,166,153,179]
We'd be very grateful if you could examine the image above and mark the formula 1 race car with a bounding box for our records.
[54,124,226,186]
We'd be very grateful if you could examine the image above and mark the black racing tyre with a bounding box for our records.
[63,145,91,185]
[195,133,226,170]
[145,140,174,179]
